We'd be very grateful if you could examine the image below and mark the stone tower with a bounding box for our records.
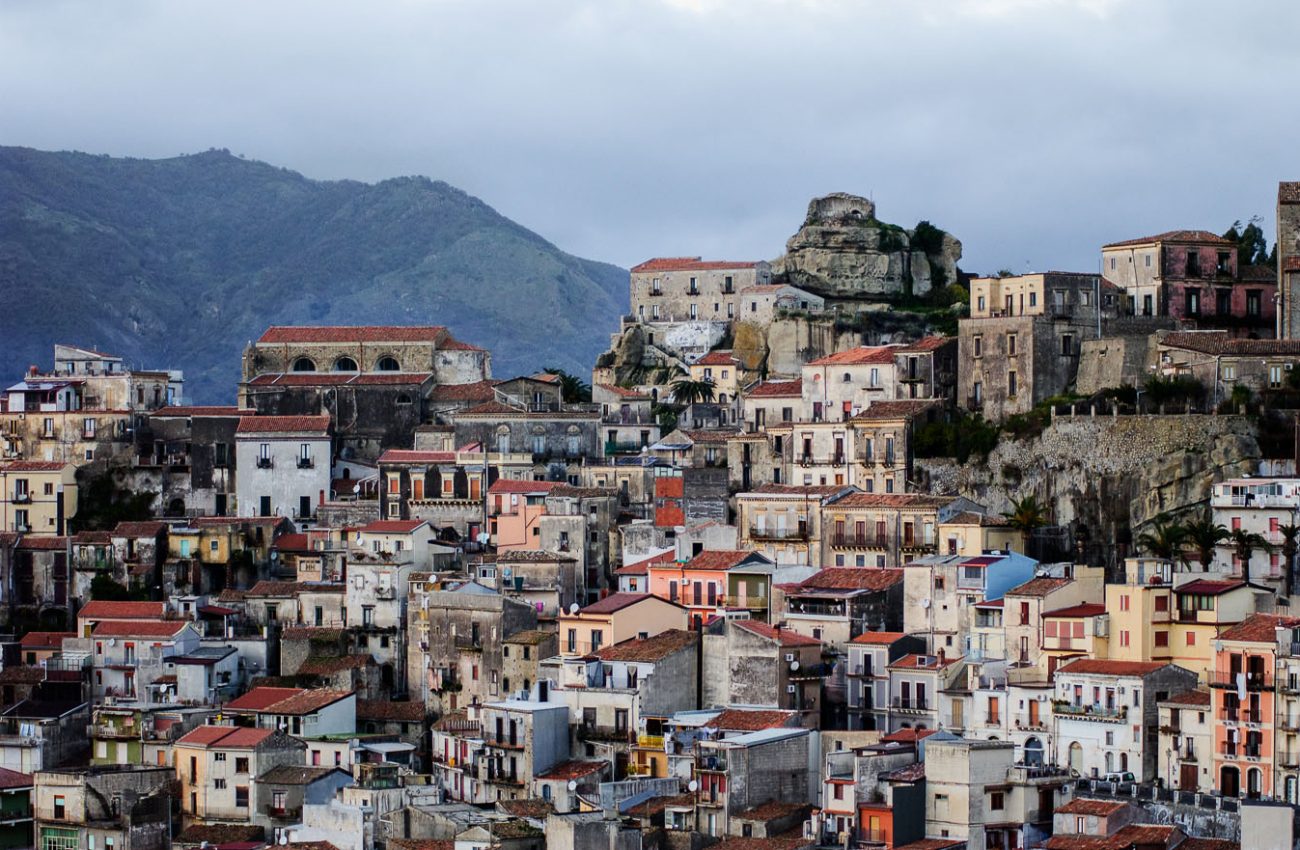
[1278,182,1300,337]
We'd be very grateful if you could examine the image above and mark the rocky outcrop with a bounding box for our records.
[771,193,962,300]
[919,413,1261,568]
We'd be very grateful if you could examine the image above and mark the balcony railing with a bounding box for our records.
[636,734,665,750]
[256,457,274,469]
[718,595,768,609]
[483,735,524,750]
[1210,671,1272,690]
[748,526,809,542]
[831,534,888,549]
[891,697,929,712]
[453,635,483,651]
[577,725,633,743]
[1052,701,1127,722]
[265,804,303,820]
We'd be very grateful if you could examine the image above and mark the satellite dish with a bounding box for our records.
[567,780,578,791]
[789,660,800,672]
[569,603,580,614]
[688,780,699,792]
[279,837,288,846]
[107,638,117,647]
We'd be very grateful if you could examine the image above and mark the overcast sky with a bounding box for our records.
[3,0,1296,275]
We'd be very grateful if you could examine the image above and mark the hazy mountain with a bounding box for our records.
[0,146,628,401]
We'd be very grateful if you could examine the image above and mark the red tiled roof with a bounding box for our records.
[1286,257,1300,273]
[614,551,677,576]
[16,536,68,551]
[884,762,926,782]
[19,631,73,649]
[113,520,167,538]
[92,619,189,638]
[0,768,32,790]
[798,568,904,593]
[378,449,456,464]
[257,325,448,344]
[807,346,897,366]
[457,401,527,416]
[746,483,848,497]
[631,257,759,273]
[79,600,166,620]
[72,531,112,545]
[274,533,311,552]
[829,492,952,509]
[151,405,248,417]
[596,383,650,399]
[733,620,821,647]
[745,379,802,398]
[358,520,427,534]
[1159,331,1300,357]
[896,336,953,353]
[574,592,665,616]
[488,479,561,495]
[1044,603,1107,619]
[850,631,910,645]
[881,728,939,744]
[696,350,738,366]
[536,759,607,781]
[1175,579,1246,596]
[247,373,433,387]
[1006,577,1072,597]
[176,725,277,748]
[1162,690,1211,707]
[225,686,353,715]
[710,708,797,732]
[356,700,425,722]
[224,686,307,711]
[734,801,809,822]
[247,580,345,596]
[428,380,499,402]
[1056,798,1128,816]
[1219,612,1300,643]
[596,629,697,662]
[236,415,331,434]
[889,653,960,670]
[851,399,942,421]
[1056,658,1169,676]
[678,550,765,572]
[0,461,66,472]
[299,655,373,675]
[1103,230,1233,248]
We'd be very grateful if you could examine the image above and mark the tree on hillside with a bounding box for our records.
[1003,495,1050,553]
[1182,516,1229,572]
[1223,217,1274,269]
[544,367,592,404]
[670,378,716,406]
[1229,528,1270,586]
[1137,516,1188,565]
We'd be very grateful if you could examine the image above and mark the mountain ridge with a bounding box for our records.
[0,146,628,401]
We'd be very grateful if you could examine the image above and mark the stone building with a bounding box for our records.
[1154,331,1300,406]
[693,725,813,837]
[241,325,489,385]
[234,415,332,521]
[140,405,247,517]
[500,629,557,700]
[34,765,173,850]
[1279,183,1300,338]
[451,401,602,481]
[706,620,823,728]
[629,258,772,325]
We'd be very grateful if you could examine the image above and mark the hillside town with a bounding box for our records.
[5,184,1300,850]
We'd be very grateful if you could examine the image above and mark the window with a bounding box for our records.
[1062,334,1073,356]
[990,791,1004,811]
[1154,595,1168,612]
[978,295,987,311]
[1185,289,1201,316]
[1186,631,1196,646]
[235,786,249,808]
[1120,594,1130,611]
[690,304,698,319]
[1247,290,1262,317]
[1120,630,1130,647]
[235,757,248,773]
[377,356,400,371]
[333,356,358,372]
[1029,292,1037,308]
[214,752,227,762]
[43,418,54,438]
[973,336,983,357]
[1007,371,1017,398]
[1270,365,1284,389]
[1155,631,1169,647]
[591,629,603,651]
[1007,333,1016,355]
[214,778,227,789]
[83,417,96,438]
[53,795,65,819]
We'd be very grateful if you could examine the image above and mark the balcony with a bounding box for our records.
[984,715,1002,727]
[89,723,139,740]
[485,770,524,787]
[719,595,768,610]
[1210,671,1271,690]
[786,600,848,619]
[10,493,30,505]
[265,804,303,820]
[1052,701,1127,722]
[578,725,633,744]
[696,752,729,773]
[831,534,888,550]
[748,526,809,542]
[891,697,929,713]
[1014,717,1048,732]
[790,662,834,681]
[901,537,937,553]
[636,734,665,750]
[1219,745,1262,761]
[296,457,315,469]
[1282,751,1300,769]
[256,457,274,469]
[483,735,524,751]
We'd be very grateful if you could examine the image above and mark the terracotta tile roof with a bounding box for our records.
[889,653,960,670]
[224,686,312,711]
[851,631,911,645]
[298,655,373,675]
[680,429,740,444]
[19,631,73,649]
[236,414,331,434]
[678,550,765,572]
[574,592,665,616]
[1161,690,1211,707]
[1006,576,1072,597]
[0,666,44,684]
[427,380,499,402]
[733,620,821,647]
[798,568,904,592]
[16,537,68,551]
[615,551,677,575]
[1286,257,1300,273]
[91,619,189,638]
[274,533,311,552]
[631,257,759,272]
[896,336,953,353]
[709,838,812,850]
[1177,840,1239,850]
[246,372,433,387]
[735,801,810,821]
[503,629,555,646]
[494,549,576,563]
[247,580,345,596]
[745,379,802,398]
[535,759,606,780]
[828,492,952,509]
[378,449,456,464]
[284,842,343,850]
[389,841,454,850]
[1159,331,1300,357]
[745,483,849,497]
[488,479,561,495]
[190,516,288,528]
[258,764,347,785]
[151,405,248,417]
[0,460,66,472]
[1056,798,1129,816]
[1103,230,1233,248]
[1044,603,1107,619]
[596,383,650,399]
[944,510,1010,527]
[625,793,694,818]
[456,401,526,416]
[893,841,965,850]
[807,346,897,366]
[357,519,427,534]
[1219,612,1300,643]
[596,629,697,662]
[0,767,37,790]
[176,725,277,748]
[72,531,112,545]
[356,700,425,722]
[113,520,168,538]
[257,325,448,344]
[851,399,942,420]
[1056,658,1169,676]
[497,798,554,819]
[242,688,353,716]
[1238,264,1277,282]
[710,708,797,732]
[176,824,266,845]
[1175,579,1246,595]
[696,350,738,366]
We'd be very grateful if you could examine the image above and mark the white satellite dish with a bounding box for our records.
[569,603,580,614]
[567,780,577,791]
[688,780,699,792]
[789,660,800,672]
[107,638,116,647]
[279,837,288,846]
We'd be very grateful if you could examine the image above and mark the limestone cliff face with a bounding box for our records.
[919,414,1261,567]
[771,193,962,299]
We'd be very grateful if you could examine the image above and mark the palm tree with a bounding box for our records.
[543,368,592,404]
[670,378,716,406]
[1136,516,1188,566]
[1003,495,1049,554]
[1280,523,1300,596]
[1229,528,1270,585]
[1182,516,1229,572]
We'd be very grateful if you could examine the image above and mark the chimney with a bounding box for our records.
[937,648,946,665]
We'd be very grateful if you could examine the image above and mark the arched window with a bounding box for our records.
[291,357,316,372]
[334,356,359,372]
[376,356,400,371]
[395,393,412,406]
